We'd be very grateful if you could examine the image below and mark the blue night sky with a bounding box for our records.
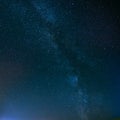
[0,0,120,120]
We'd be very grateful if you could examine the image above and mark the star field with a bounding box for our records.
[0,0,120,120]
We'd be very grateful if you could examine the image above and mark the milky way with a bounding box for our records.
[0,0,120,120]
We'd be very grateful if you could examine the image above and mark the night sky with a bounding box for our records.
[0,0,120,120]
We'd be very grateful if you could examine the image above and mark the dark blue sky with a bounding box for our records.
[0,0,120,119]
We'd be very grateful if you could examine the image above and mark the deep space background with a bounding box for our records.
[0,0,120,120]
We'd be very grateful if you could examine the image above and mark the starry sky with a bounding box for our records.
[0,0,120,120]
